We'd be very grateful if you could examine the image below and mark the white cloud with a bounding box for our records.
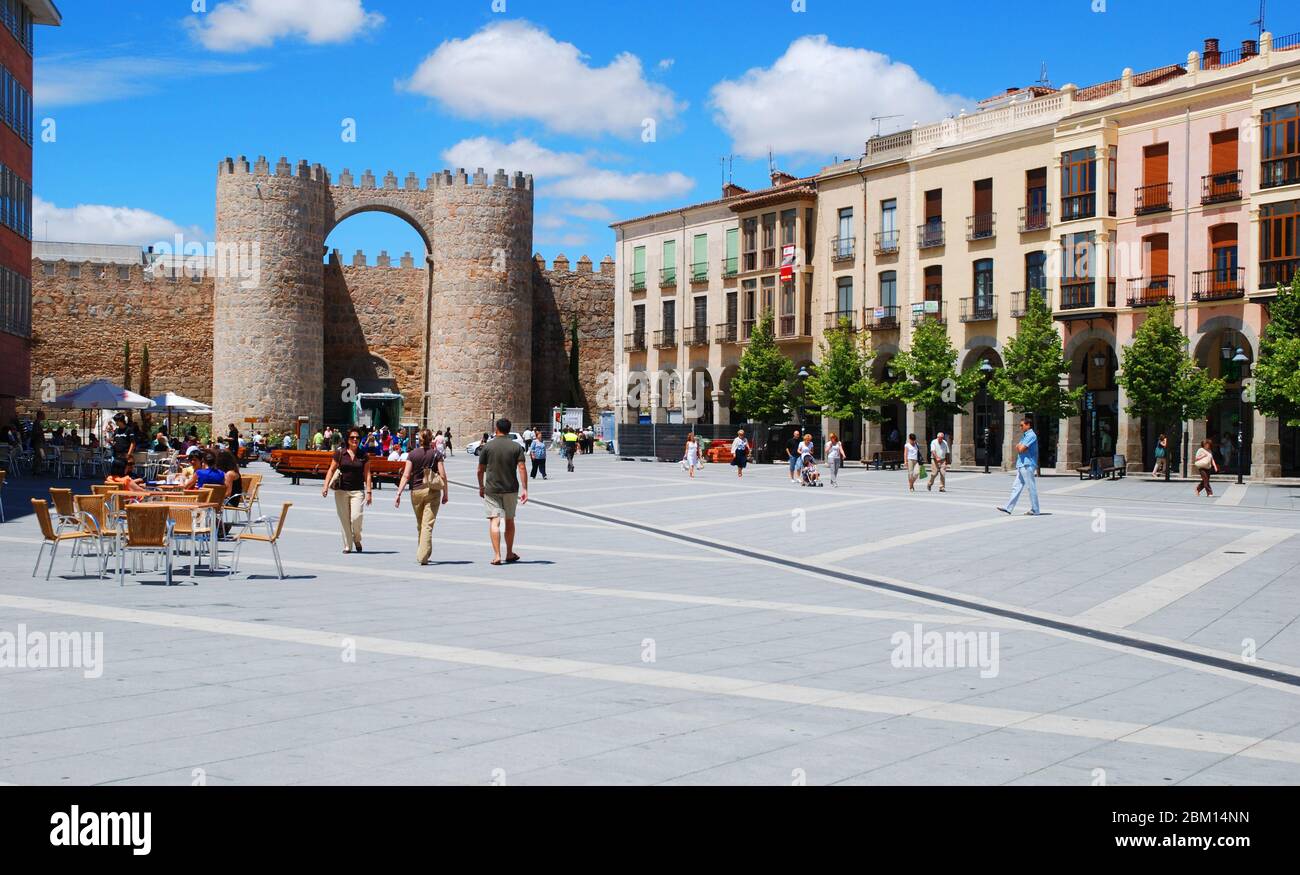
[34,196,207,246]
[440,137,589,178]
[535,231,590,249]
[35,55,261,106]
[401,20,683,137]
[187,0,383,52]
[657,58,675,71]
[537,213,568,231]
[548,170,695,202]
[562,202,615,221]
[442,137,696,203]
[710,35,970,159]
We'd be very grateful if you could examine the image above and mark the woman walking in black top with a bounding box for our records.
[321,429,373,553]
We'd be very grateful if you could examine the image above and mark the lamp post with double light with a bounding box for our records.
[979,358,994,474]
[1233,347,1250,485]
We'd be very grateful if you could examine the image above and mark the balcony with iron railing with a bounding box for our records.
[1134,182,1172,215]
[830,237,855,262]
[690,262,709,283]
[874,229,900,255]
[659,267,677,288]
[1192,267,1244,301]
[714,321,739,344]
[911,299,946,326]
[1010,290,1051,317]
[1019,203,1050,232]
[1126,275,1175,307]
[917,221,945,249]
[1262,156,1300,189]
[823,309,858,332]
[864,305,900,330]
[653,328,678,348]
[1259,258,1300,291]
[685,324,710,346]
[1055,278,1118,312]
[959,296,996,322]
[630,271,646,292]
[625,330,647,351]
[966,213,996,242]
[721,256,739,278]
[1060,193,1096,221]
[1201,170,1242,204]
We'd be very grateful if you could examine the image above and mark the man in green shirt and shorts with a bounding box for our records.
[477,418,529,565]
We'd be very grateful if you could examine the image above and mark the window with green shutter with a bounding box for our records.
[724,228,738,276]
[661,239,676,286]
[692,234,708,281]
[632,246,646,290]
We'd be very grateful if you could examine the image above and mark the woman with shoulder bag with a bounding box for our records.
[321,429,372,553]
[1193,438,1217,497]
[395,429,449,565]
[1151,433,1169,479]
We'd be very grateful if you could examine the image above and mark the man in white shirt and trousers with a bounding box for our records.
[928,432,950,492]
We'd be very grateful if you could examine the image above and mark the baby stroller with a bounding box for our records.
[798,452,823,486]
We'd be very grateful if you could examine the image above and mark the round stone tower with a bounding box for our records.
[428,168,534,440]
[212,156,329,436]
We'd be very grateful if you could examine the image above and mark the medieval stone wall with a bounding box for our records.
[530,254,615,428]
[25,260,215,414]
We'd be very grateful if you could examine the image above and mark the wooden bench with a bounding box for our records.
[270,449,405,487]
[705,439,734,464]
[872,450,904,470]
[1076,454,1128,480]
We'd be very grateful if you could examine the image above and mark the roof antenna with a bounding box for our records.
[1037,62,1051,89]
[1251,0,1266,39]
[767,149,775,177]
[871,114,903,137]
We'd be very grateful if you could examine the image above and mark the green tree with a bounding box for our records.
[729,309,797,423]
[889,316,981,421]
[1116,301,1223,479]
[805,319,888,426]
[139,344,152,433]
[1254,273,1300,427]
[990,290,1083,425]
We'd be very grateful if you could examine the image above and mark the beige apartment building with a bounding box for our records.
[612,30,1300,477]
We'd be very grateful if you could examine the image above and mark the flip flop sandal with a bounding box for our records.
[506,554,521,563]
[490,559,504,566]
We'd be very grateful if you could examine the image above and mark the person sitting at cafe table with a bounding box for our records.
[152,429,173,452]
[105,459,149,493]
[183,451,225,491]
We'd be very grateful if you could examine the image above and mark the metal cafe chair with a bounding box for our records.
[117,503,174,587]
[30,499,96,580]
[48,487,80,532]
[232,502,292,579]
[73,493,113,577]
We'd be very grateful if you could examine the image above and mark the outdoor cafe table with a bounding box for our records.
[114,500,222,583]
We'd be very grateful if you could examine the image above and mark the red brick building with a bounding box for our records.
[0,0,59,424]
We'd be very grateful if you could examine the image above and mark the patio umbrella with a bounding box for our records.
[147,392,213,441]
[50,379,151,410]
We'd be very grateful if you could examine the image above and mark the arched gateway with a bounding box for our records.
[211,155,535,441]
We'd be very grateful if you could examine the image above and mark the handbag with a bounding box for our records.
[1155,446,1166,459]
[1194,450,1212,470]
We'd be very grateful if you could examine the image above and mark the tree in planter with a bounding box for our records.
[1254,273,1300,428]
[804,318,888,459]
[1116,301,1223,480]
[730,309,797,424]
[989,289,1082,469]
[888,316,981,444]
[138,344,152,435]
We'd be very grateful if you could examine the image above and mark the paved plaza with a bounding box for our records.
[1,454,1299,786]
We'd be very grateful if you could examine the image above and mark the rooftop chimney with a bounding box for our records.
[1242,39,1258,58]
[1203,38,1221,67]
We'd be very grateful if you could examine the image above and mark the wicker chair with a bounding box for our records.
[30,499,95,580]
[58,449,82,479]
[169,503,215,579]
[233,502,292,579]
[71,494,110,579]
[224,473,263,530]
[48,488,79,531]
[117,503,173,587]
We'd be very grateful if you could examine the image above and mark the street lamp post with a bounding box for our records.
[979,358,994,474]
[796,365,810,439]
[1233,347,1250,485]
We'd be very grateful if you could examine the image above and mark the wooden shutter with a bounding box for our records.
[973,179,993,214]
[925,189,942,221]
[1210,130,1238,175]
[1143,143,1169,185]
[1146,234,1169,276]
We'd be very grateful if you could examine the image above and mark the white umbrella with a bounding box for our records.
[50,379,151,410]
[148,392,213,415]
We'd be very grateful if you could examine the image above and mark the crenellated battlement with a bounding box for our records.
[532,253,615,275]
[332,165,533,192]
[327,248,421,269]
[220,155,534,192]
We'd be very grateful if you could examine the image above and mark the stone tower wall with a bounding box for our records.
[530,254,616,428]
[213,155,329,435]
[427,168,534,441]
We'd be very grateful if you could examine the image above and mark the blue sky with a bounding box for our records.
[33,0,1281,263]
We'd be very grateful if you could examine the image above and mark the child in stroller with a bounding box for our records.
[799,450,823,486]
